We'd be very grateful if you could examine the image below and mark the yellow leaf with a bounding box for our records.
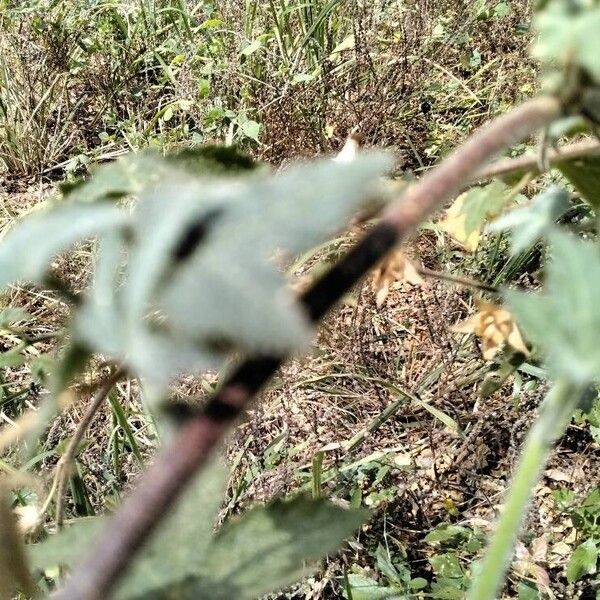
[371,250,424,307]
[438,194,481,252]
[451,299,529,360]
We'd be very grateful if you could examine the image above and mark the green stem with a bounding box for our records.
[468,379,583,600]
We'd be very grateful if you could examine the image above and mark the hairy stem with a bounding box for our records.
[54,368,125,529]
[56,96,562,600]
[468,380,584,600]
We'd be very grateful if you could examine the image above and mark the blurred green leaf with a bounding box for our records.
[177,496,369,600]
[488,186,570,254]
[557,156,600,209]
[0,203,127,289]
[159,153,391,358]
[506,232,600,384]
[29,518,102,573]
[566,539,598,583]
[533,4,600,82]
[61,147,258,203]
[517,581,539,600]
[29,459,229,599]
[552,488,576,512]
[69,150,390,389]
[439,180,513,251]
[0,308,30,328]
[0,348,27,368]
[462,180,513,236]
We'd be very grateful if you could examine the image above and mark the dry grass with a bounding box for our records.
[221,229,600,597]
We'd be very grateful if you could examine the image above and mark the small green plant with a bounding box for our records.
[553,488,600,584]
[344,543,427,599]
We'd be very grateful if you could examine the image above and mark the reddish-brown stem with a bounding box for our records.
[55,96,561,600]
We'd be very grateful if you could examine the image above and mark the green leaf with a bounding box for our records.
[162,105,174,122]
[60,153,167,202]
[159,153,391,356]
[424,524,468,544]
[0,203,127,289]
[240,38,262,57]
[29,459,229,599]
[173,496,369,600]
[566,539,598,583]
[375,543,408,587]
[0,308,30,328]
[344,574,398,600]
[517,581,539,600]
[39,495,366,600]
[0,348,28,368]
[488,186,570,254]
[29,518,102,573]
[430,577,467,600]
[73,231,216,389]
[557,155,600,209]
[166,146,257,175]
[438,180,513,251]
[552,488,576,512]
[239,119,261,142]
[462,180,513,236]
[19,148,388,392]
[114,461,228,599]
[62,147,258,204]
[493,2,510,18]
[410,577,428,590]
[533,4,600,83]
[429,553,463,579]
[506,231,600,384]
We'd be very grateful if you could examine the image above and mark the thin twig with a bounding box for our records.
[416,266,499,294]
[475,137,600,182]
[53,367,125,530]
[55,96,562,600]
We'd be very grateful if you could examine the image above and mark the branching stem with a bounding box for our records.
[476,137,600,182]
[55,96,562,600]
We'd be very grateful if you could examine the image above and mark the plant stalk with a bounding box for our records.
[56,96,562,600]
[467,379,584,600]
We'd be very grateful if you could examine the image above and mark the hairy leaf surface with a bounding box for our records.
[0,203,127,289]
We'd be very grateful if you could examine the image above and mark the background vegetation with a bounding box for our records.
[2,1,600,599]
